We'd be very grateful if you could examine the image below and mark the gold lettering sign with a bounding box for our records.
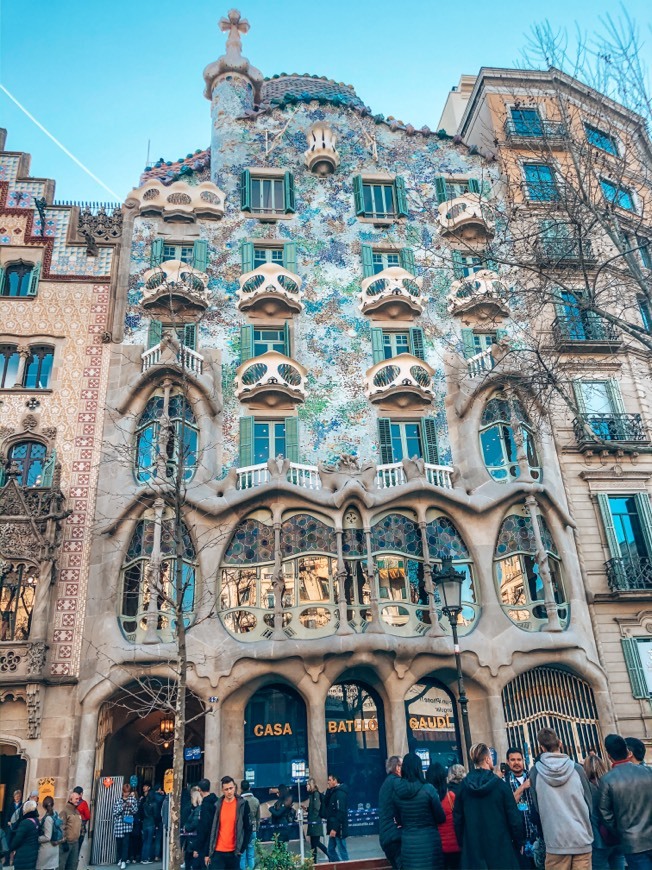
[252,722,293,737]
[327,719,378,733]
[163,769,173,794]
[38,778,55,804]
[408,714,453,731]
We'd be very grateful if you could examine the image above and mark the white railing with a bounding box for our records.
[375,462,406,488]
[141,342,204,375]
[287,462,321,490]
[424,463,454,489]
[234,461,453,492]
[466,346,494,377]
[236,463,271,490]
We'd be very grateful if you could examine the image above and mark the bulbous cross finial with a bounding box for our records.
[218,9,250,62]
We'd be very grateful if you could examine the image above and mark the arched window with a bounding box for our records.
[427,513,478,631]
[23,345,54,389]
[1,262,37,298]
[494,510,568,631]
[7,441,50,487]
[0,344,19,388]
[0,562,38,641]
[119,512,197,641]
[135,390,198,483]
[480,393,540,482]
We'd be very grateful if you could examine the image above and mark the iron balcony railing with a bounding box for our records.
[605,554,652,592]
[573,413,648,445]
[552,316,621,346]
[504,119,567,141]
[535,239,595,266]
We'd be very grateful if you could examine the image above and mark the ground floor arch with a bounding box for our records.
[404,675,463,768]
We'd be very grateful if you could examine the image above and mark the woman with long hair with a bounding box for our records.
[583,756,625,870]
[305,778,329,864]
[452,742,525,869]
[182,786,203,870]
[426,763,461,870]
[37,796,61,870]
[393,752,446,870]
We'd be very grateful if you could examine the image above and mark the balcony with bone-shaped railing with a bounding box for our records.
[141,260,210,316]
[236,262,303,317]
[437,194,495,242]
[235,351,307,408]
[447,270,510,320]
[358,267,423,320]
[141,332,204,376]
[364,354,435,409]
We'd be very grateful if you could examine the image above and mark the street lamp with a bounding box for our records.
[433,557,473,766]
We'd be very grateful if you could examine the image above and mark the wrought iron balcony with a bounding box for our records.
[552,315,621,351]
[236,262,303,317]
[573,413,648,446]
[358,266,422,319]
[141,260,210,316]
[605,554,652,592]
[436,193,494,241]
[235,351,307,408]
[504,119,567,145]
[535,239,596,267]
[447,270,510,319]
[364,354,434,409]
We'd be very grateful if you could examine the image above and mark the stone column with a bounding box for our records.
[524,495,562,631]
[334,529,352,635]
[418,520,444,636]
[203,707,221,788]
[143,498,165,643]
[12,345,31,388]
[364,527,383,633]
[307,692,328,786]
[386,697,408,758]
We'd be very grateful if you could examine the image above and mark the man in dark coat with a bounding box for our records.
[378,755,402,869]
[193,778,218,865]
[453,742,525,869]
[322,774,349,863]
[9,799,40,870]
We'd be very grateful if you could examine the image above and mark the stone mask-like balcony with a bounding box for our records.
[447,270,510,320]
[437,194,494,242]
[235,351,307,409]
[365,354,434,409]
[126,179,225,222]
[141,260,210,317]
[359,267,423,320]
[236,263,303,318]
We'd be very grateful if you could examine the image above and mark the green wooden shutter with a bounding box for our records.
[572,380,587,415]
[467,178,481,194]
[147,320,163,349]
[239,416,254,467]
[461,328,477,359]
[284,416,299,463]
[434,176,448,204]
[606,379,626,415]
[283,171,296,213]
[240,241,255,274]
[361,244,375,278]
[377,418,394,465]
[353,175,365,216]
[621,638,648,699]
[283,241,297,274]
[183,323,197,350]
[395,175,408,218]
[400,247,416,274]
[0,465,5,487]
[240,169,252,212]
[452,250,465,279]
[150,238,164,268]
[633,492,652,558]
[409,327,426,360]
[371,328,385,365]
[596,493,621,559]
[41,450,56,487]
[421,418,439,464]
[27,263,40,297]
[283,321,291,357]
[0,265,4,295]
[193,239,208,272]
[240,325,254,363]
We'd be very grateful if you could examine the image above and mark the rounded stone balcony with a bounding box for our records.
[365,354,434,409]
[437,194,494,242]
[235,351,307,409]
[447,270,510,320]
[141,260,210,316]
[359,267,423,320]
[126,179,225,222]
[236,262,303,318]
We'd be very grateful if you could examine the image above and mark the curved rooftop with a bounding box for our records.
[261,74,368,111]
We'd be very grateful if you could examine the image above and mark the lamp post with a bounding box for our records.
[433,557,473,766]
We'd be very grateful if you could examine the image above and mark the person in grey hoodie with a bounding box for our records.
[529,728,593,870]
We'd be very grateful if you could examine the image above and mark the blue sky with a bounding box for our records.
[0,0,650,202]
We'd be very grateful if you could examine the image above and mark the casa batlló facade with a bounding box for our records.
[1,9,651,840]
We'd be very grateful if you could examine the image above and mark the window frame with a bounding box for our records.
[7,440,48,487]
[584,123,619,156]
[0,562,38,642]
[0,344,20,388]
[134,392,199,484]
[0,261,39,298]
[253,419,287,465]
[479,395,541,483]
[162,243,194,264]
[600,177,636,212]
[510,107,544,138]
[240,169,296,218]
[523,163,560,202]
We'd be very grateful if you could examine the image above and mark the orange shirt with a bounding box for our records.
[216,798,237,853]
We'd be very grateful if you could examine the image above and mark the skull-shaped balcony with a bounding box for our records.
[365,354,434,409]
[447,270,510,320]
[141,260,210,317]
[437,194,494,243]
[359,267,423,320]
[236,263,303,318]
[235,352,307,409]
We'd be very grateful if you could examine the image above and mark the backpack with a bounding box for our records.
[40,812,63,843]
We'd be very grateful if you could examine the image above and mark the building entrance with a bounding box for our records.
[0,742,26,827]
[325,680,386,832]
[405,677,462,768]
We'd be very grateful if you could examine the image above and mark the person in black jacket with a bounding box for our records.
[453,742,525,870]
[267,789,296,844]
[10,799,40,870]
[392,752,446,870]
[378,755,402,869]
[322,774,349,862]
[193,779,218,865]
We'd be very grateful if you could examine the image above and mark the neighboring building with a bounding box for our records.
[0,128,120,815]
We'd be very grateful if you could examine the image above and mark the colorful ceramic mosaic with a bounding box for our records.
[494,513,559,559]
[425,516,470,561]
[370,513,423,557]
[222,517,275,564]
[280,513,336,556]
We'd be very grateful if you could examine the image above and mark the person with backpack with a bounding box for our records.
[305,778,329,865]
[9,799,40,870]
[37,796,62,870]
[239,781,259,870]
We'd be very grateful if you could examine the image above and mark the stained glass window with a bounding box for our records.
[222,517,275,565]
[281,513,336,557]
[371,514,423,557]
[426,516,470,561]
[135,391,198,483]
[480,394,540,483]
[494,513,559,558]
